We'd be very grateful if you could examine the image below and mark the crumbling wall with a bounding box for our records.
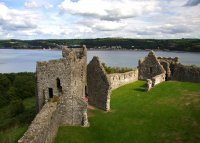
[158,57,179,80]
[173,64,200,83]
[145,73,165,91]
[138,51,165,80]
[87,56,111,111]
[108,69,138,90]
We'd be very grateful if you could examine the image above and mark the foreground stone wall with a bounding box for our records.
[18,102,58,143]
[87,56,111,111]
[108,69,138,90]
[173,64,200,83]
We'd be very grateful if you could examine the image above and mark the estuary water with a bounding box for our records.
[0,49,200,73]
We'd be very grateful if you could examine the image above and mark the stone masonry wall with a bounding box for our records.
[145,73,165,91]
[108,69,138,90]
[173,64,200,83]
[87,56,139,111]
[18,102,58,143]
[152,73,166,86]
[87,56,111,111]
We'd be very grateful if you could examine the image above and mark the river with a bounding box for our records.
[0,49,200,73]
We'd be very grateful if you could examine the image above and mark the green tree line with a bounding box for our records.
[0,72,35,108]
[0,38,200,52]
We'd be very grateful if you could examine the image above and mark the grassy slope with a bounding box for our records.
[0,97,36,143]
[54,81,200,143]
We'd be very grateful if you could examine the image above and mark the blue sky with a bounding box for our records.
[0,0,200,39]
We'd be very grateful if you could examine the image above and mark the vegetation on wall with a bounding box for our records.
[102,63,133,74]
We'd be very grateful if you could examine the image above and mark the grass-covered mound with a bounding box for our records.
[54,81,200,143]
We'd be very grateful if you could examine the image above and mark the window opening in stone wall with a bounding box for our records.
[49,88,53,98]
[150,67,153,74]
[85,86,88,97]
[57,78,62,95]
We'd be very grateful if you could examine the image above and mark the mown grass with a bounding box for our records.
[0,97,36,143]
[54,81,200,143]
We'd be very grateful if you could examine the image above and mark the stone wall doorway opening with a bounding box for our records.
[57,78,62,95]
[49,88,53,98]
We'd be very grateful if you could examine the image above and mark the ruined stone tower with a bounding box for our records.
[18,46,88,143]
[36,46,88,125]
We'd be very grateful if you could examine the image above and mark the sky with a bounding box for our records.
[0,0,200,39]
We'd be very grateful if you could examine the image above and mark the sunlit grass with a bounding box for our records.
[54,81,200,143]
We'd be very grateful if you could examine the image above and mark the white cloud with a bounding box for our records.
[59,0,161,21]
[0,0,200,39]
[0,3,38,31]
[24,1,40,8]
[24,1,53,9]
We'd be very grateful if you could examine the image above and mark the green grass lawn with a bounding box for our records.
[54,81,200,143]
[0,97,36,143]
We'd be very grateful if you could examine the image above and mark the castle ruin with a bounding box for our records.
[18,48,200,143]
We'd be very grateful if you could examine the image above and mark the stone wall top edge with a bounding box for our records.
[107,68,138,76]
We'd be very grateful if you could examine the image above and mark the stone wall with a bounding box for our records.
[145,73,165,91]
[108,69,138,90]
[138,51,165,80]
[87,56,111,111]
[87,56,139,111]
[152,73,166,86]
[173,64,200,83]
[158,57,179,80]
[18,102,58,143]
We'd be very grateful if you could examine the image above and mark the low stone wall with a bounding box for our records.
[108,69,138,90]
[18,102,58,143]
[152,73,166,86]
[173,64,200,83]
[146,73,165,91]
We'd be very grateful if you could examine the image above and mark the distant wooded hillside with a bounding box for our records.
[0,38,200,52]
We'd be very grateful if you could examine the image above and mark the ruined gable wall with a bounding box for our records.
[87,56,111,111]
[108,69,138,90]
[138,51,165,80]
[173,64,200,83]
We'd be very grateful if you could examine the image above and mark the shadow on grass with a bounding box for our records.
[133,88,145,92]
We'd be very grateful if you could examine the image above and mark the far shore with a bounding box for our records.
[1,48,200,54]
